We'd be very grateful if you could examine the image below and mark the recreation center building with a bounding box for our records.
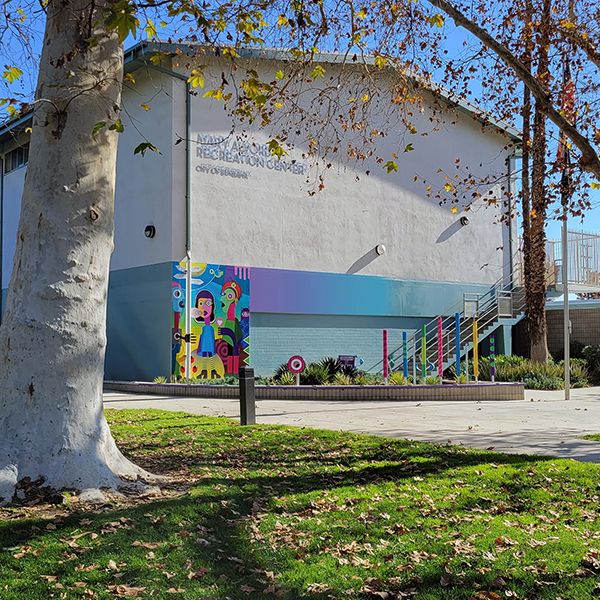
[0,42,521,380]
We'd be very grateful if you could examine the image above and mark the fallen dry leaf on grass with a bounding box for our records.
[187,568,209,579]
[469,592,501,600]
[131,540,160,549]
[107,584,146,597]
[582,549,600,571]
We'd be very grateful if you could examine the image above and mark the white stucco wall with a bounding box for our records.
[111,68,176,271]
[0,53,518,289]
[0,70,178,285]
[169,56,517,285]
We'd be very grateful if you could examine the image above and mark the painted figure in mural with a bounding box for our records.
[195,290,216,357]
[221,281,242,322]
[191,289,226,379]
[218,281,244,371]
[172,261,249,380]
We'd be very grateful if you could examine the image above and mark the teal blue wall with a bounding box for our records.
[251,313,430,376]
[105,262,172,381]
[1,262,501,381]
[1,263,172,382]
[251,266,491,317]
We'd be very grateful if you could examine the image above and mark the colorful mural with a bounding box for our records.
[172,262,250,380]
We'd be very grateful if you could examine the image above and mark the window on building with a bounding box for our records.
[4,144,29,174]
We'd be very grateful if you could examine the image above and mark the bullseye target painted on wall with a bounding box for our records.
[287,355,306,374]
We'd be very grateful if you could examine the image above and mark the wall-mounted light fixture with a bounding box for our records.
[144,225,156,239]
[375,244,386,256]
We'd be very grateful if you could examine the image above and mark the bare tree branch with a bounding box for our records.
[427,0,600,180]
[559,26,600,70]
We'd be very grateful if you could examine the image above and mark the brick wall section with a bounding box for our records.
[512,304,600,358]
[547,307,600,354]
[104,381,524,401]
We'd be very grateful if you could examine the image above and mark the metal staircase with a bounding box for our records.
[377,267,527,380]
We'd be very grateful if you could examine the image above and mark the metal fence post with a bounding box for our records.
[239,367,256,425]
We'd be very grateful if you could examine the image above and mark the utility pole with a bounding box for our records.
[561,178,570,401]
[559,3,575,401]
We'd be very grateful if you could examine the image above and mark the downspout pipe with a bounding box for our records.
[506,153,514,284]
[505,149,521,286]
[142,55,193,378]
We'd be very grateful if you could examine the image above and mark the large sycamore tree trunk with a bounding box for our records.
[0,0,147,504]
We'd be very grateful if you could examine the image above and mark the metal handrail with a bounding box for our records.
[374,258,527,375]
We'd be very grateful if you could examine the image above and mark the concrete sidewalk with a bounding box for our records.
[103,386,600,463]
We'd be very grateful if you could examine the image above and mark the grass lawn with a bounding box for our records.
[1,410,599,599]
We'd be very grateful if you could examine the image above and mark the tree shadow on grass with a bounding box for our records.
[0,411,571,599]
[0,496,308,598]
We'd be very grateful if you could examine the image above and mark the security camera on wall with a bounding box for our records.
[459,216,469,227]
[375,244,386,256]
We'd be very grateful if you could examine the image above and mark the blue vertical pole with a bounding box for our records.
[403,331,408,379]
[455,312,461,377]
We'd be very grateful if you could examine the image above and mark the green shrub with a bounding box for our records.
[454,353,592,390]
[497,354,528,367]
[189,375,238,385]
[319,357,341,378]
[340,364,358,378]
[300,363,331,385]
[479,355,527,381]
[388,371,409,385]
[353,371,385,385]
[479,355,566,389]
[276,371,296,386]
[425,375,442,385]
[332,372,353,386]
[445,358,474,380]
[274,362,292,380]
[583,344,600,383]
[559,358,589,388]
[522,375,563,390]
[506,361,562,383]
[353,373,367,385]
[153,376,167,384]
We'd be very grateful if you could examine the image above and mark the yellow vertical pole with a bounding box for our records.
[473,319,479,382]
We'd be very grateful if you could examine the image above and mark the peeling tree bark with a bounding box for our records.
[0,0,148,504]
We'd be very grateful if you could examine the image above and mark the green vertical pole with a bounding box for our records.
[403,331,408,379]
[490,336,496,383]
[421,324,427,382]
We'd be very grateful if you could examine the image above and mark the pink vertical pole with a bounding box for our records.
[437,317,443,381]
[383,329,389,381]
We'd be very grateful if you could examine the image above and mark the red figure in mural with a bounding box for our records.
[218,281,243,373]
